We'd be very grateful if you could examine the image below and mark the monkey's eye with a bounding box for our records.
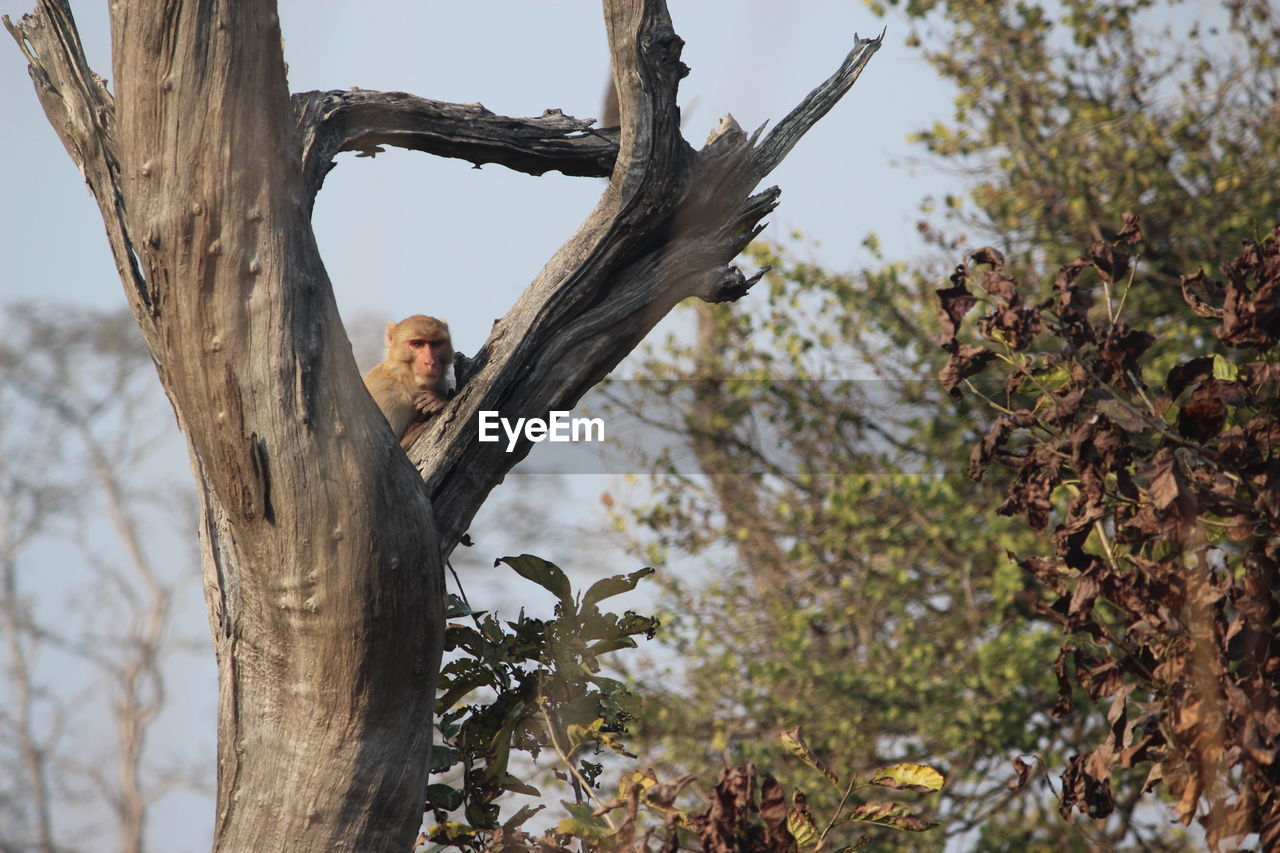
[408,339,427,348]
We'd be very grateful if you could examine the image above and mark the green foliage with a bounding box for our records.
[610,241,1079,850]
[424,557,949,853]
[429,4,1278,849]
[870,0,1280,346]
[780,726,946,843]
[946,222,1280,851]
[612,2,1277,848]
[422,555,657,851]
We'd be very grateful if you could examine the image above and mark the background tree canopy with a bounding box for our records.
[608,0,1278,850]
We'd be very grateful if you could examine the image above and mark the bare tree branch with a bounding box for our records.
[3,5,154,348]
[412,9,883,554]
[751,28,884,184]
[0,304,202,853]
[293,89,619,200]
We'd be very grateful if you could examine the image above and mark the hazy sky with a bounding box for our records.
[1,3,957,849]
[2,1,956,352]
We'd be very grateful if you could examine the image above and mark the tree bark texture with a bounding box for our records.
[7,1,879,850]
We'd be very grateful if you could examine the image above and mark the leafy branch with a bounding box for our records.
[779,726,945,851]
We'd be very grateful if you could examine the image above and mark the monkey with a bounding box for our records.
[362,315,454,447]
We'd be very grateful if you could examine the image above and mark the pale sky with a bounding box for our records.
[2,1,956,350]
[1,3,957,849]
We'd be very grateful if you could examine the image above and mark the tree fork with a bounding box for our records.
[8,1,879,849]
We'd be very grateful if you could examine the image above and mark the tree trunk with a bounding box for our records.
[110,5,443,850]
[7,1,879,849]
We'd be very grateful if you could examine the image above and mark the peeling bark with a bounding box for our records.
[7,0,879,849]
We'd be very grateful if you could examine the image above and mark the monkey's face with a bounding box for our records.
[408,335,453,389]
[386,315,454,392]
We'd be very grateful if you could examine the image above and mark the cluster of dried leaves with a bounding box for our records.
[940,217,1280,850]
[437,765,796,853]
[571,753,939,853]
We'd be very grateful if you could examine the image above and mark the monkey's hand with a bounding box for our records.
[413,390,449,417]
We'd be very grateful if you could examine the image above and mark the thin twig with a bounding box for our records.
[813,777,859,853]
[538,697,617,829]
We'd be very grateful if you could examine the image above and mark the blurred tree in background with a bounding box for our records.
[0,305,206,853]
[612,1,1277,849]
[897,0,1279,293]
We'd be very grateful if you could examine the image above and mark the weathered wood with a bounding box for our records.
[751,26,884,184]
[106,1,444,850]
[8,0,879,849]
[10,2,443,850]
[4,5,154,348]
[294,89,619,201]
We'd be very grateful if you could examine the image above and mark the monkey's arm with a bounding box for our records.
[362,368,417,439]
[413,390,448,416]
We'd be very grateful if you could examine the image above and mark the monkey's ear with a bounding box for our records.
[384,321,397,350]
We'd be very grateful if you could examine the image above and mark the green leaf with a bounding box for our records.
[600,729,636,759]
[844,802,937,832]
[565,717,605,751]
[444,593,485,618]
[556,801,613,841]
[499,554,573,606]
[1211,354,1239,381]
[436,669,490,712]
[426,822,475,843]
[475,714,520,789]
[426,745,460,773]
[463,800,499,829]
[556,816,612,841]
[869,763,945,792]
[590,675,628,694]
[501,774,540,797]
[587,636,639,656]
[582,567,656,608]
[787,807,820,846]
[443,624,487,652]
[424,783,464,811]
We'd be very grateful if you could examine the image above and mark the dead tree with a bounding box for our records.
[6,2,879,850]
